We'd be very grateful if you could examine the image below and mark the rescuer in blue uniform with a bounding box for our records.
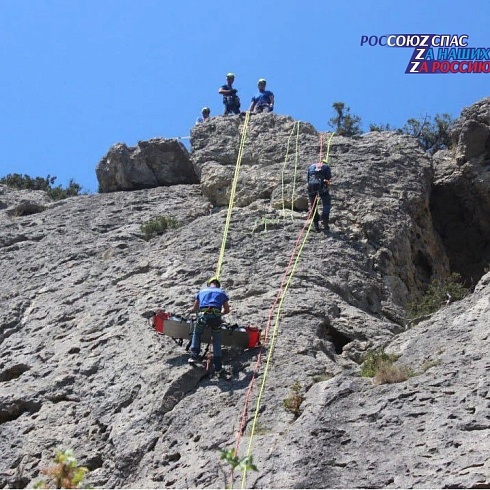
[218,73,241,115]
[249,78,274,113]
[307,160,332,233]
[195,107,210,125]
[188,277,230,373]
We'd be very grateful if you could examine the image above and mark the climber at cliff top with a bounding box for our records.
[196,107,211,125]
[249,78,274,113]
[219,73,241,115]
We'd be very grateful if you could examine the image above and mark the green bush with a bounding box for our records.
[34,449,89,489]
[369,113,455,154]
[140,215,180,241]
[0,173,84,201]
[406,272,469,319]
[401,113,455,154]
[220,449,258,473]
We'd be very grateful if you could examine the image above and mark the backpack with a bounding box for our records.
[308,166,325,193]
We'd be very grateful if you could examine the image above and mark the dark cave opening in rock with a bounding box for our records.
[413,249,433,284]
[430,182,490,286]
[326,326,352,355]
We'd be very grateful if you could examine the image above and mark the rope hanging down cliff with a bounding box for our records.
[281,121,301,218]
[233,132,335,488]
[214,111,251,280]
[232,196,319,489]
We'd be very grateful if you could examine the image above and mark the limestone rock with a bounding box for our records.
[1,101,489,489]
[193,115,449,304]
[452,96,490,163]
[191,114,318,208]
[0,185,52,215]
[433,96,490,284]
[96,138,198,192]
[250,272,490,488]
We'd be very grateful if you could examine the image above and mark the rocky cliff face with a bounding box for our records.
[432,98,490,284]
[96,139,198,193]
[1,98,489,489]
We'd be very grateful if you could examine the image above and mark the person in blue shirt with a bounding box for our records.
[218,73,241,115]
[188,277,230,373]
[249,78,274,113]
[307,160,332,233]
[195,107,211,125]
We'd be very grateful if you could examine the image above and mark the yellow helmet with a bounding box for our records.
[207,277,221,288]
[226,72,235,78]
[258,78,266,84]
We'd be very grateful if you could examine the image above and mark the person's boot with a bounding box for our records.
[322,217,330,233]
[214,357,223,374]
[314,221,320,232]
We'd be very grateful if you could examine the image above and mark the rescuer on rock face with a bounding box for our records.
[188,277,230,373]
[307,159,331,233]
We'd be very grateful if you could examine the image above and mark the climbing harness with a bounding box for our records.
[224,94,241,114]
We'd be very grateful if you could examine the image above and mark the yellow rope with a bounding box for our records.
[239,131,336,487]
[319,133,324,162]
[240,210,316,489]
[215,111,251,280]
[324,131,335,163]
[281,121,300,217]
[290,121,300,216]
[233,129,336,487]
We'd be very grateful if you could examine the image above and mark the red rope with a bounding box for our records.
[233,195,318,457]
[231,131,326,486]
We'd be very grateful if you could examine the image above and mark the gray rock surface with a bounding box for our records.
[432,97,490,284]
[453,96,490,163]
[1,99,489,489]
[96,138,198,193]
[250,273,490,489]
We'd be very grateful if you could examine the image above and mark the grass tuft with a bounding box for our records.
[361,348,412,385]
[140,215,180,241]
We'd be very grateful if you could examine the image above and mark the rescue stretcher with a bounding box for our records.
[151,310,261,349]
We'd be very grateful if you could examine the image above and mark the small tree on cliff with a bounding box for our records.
[401,113,455,154]
[369,113,455,154]
[328,102,363,136]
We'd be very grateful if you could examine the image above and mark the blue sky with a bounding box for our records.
[1,0,489,193]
